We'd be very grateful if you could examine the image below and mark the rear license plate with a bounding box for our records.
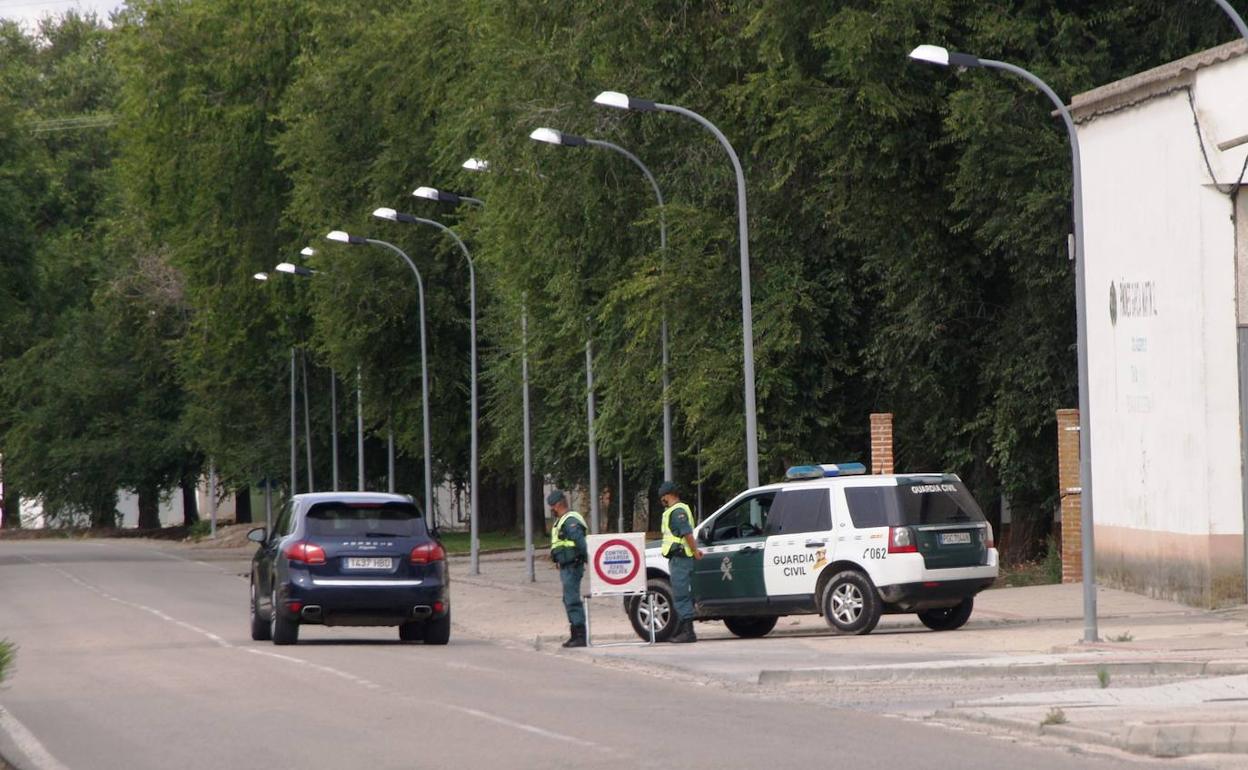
[344,557,393,570]
[939,532,972,546]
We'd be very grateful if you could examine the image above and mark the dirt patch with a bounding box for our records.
[0,526,189,541]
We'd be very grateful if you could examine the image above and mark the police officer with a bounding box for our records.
[547,489,588,648]
[658,480,701,643]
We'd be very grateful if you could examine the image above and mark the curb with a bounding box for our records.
[934,708,1248,758]
[758,659,1248,685]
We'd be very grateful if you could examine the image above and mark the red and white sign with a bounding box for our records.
[586,533,646,596]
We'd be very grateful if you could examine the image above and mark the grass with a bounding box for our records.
[1041,707,1068,726]
[187,520,213,541]
[438,531,531,555]
[1097,667,1111,688]
[0,640,13,685]
[1109,631,1134,642]
[995,535,1063,588]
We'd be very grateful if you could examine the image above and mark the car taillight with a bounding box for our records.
[887,526,917,554]
[410,541,446,565]
[284,541,327,565]
[985,523,995,549]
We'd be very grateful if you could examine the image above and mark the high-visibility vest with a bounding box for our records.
[550,510,587,553]
[661,502,696,558]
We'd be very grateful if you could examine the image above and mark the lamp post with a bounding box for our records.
[254,271,300,498]
[409,188,486,575]
[1213,0,1248,41]
[326,230,435,527]
[375,205,482,561]
[909,44,1098,643]
[593,91,759,488]
[528,127,675,482]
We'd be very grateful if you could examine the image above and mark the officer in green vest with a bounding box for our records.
[659,480,701,643]
[548,489,588,648]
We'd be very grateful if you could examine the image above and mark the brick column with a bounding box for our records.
[870,413,894,475]
[1056,408,1082,583]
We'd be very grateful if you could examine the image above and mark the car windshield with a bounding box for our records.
[304,502,424,538]
[844,479,985,528]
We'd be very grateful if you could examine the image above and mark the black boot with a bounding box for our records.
[562,624,587,648]
[670,619,697,644]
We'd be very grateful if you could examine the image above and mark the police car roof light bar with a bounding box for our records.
[784,462,866,481]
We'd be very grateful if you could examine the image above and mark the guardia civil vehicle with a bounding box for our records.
[624,463,998,641]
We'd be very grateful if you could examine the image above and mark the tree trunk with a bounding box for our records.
[1,489,20,529]
[180,474,199,525]
[235,485,252,524]
[479,474,516,531]
[137,486,161,529]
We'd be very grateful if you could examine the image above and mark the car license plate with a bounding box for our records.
[344,557,393,570]
[939,532,972,545]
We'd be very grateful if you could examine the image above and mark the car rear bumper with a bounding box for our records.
[877,577,995,611]
[278,576,448,626]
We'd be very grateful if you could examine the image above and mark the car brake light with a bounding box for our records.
[985,523,995,549]
[888,526,918,554]
[410,541,446,565]
[284,541,327,565]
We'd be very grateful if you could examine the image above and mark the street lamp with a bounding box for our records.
[909,43,1098,642]
[325,229,435,528]
[461,158,490,172]
[374,205,481,566]
[1213,0,1248,41]
[528,126,675,482]
[253,271,300,499]
[414,185,485,208]
[593,90,760,488]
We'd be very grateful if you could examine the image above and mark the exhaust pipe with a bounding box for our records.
[411,605,432,620]
[300,605,323,621]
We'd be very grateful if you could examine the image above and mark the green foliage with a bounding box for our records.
[187,519,212,540]
[1042,707,1068,726]
[1097,667,1111,688]
[0,1,1234,544]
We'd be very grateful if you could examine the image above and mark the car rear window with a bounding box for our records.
[304,502,424,538]
[844,480,985,528]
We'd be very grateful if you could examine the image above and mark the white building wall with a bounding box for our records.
[1076,47,1248,604]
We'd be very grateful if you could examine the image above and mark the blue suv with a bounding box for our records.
[248,492,450,645]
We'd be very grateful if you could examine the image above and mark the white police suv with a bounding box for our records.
[625,463,998,641]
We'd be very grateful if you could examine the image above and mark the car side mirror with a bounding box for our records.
[247,527,267,544]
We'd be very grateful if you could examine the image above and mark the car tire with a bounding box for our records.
[626,578,678,642]
[270,589,299,645]
[424,610,451,645]
[398,621,423,642]
[917,597,974,631]
[249,579,271,641]
[723,616,778,639]
[821,570,881,635]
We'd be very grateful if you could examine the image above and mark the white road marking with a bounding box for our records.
[18,552,614,757]
[0,705,71,770]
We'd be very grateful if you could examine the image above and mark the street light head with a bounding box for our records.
[413,186,441,201]
[253,272,269,281]
[462,158,490,172]
[593,90,656,112]
[373,207,399,222]
[529,127,587,147]
[275,262,298,274]
[300,246,316,258]
[326,230,366,245]
[276,262,315,277]
[908,44,981,69]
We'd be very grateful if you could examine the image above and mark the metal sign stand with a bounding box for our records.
[584,591,656,648]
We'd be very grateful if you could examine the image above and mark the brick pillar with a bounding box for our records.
[1056,409,1082,583]
[870,413,894,475]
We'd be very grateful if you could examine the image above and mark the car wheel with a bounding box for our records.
[626,578,677,642]
[723,616,778,639]
[270,589,299,645]
[424,610,451,645]
[821,570,881,635]
[249,579,271,641]
[917,597,974,631]
[398,621,423,642]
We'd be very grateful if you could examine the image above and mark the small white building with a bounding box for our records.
[1072,39,1248,606]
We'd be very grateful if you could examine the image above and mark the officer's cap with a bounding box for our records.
[657,480,679,497]
[545,489,566,506]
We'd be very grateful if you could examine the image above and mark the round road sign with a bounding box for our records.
[593,538,641,586]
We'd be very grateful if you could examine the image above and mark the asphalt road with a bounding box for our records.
[0,540,1184,770]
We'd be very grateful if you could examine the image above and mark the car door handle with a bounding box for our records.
[805,540,826,548]
[738,546,759,554]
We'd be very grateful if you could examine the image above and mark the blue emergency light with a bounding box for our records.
[785,462,867,481]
